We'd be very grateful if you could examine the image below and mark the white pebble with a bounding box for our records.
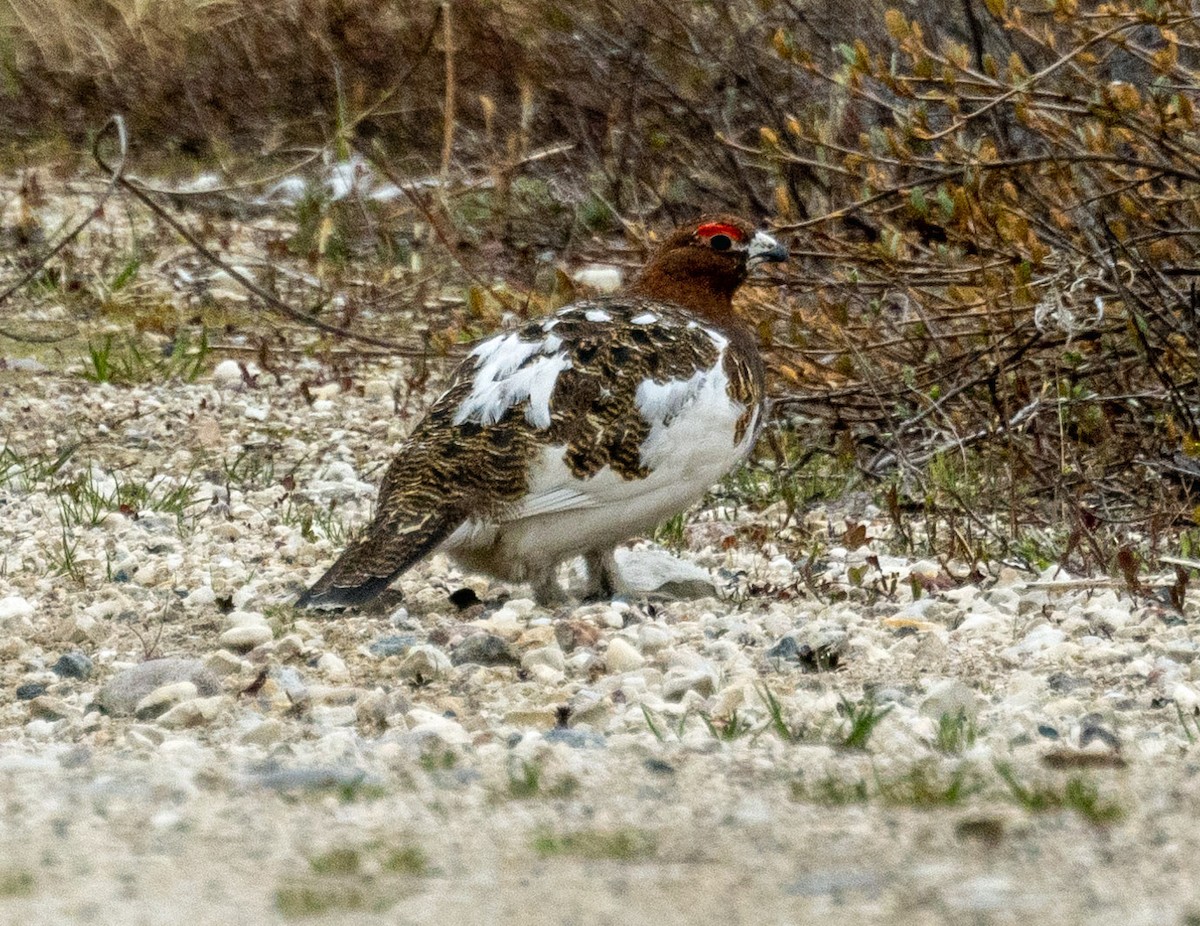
[211,359,243,386]
[605,638,646,674]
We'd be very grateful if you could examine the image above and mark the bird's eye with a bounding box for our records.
[709,234,732,251]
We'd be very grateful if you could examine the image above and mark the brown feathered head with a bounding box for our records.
[626,215,788,325]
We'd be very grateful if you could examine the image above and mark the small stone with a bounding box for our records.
[399,645,452,682]
[126,724,166,748]
[212,358,244,386]
[357,690,410,727]
[52,651,93,680]
[275,635,305,661]
[364,378,393,402]
[156,696,227,729]
[527,664,564,685]
[134,682,198,720]
[239,718,285,746]
[920,679,982,720]
[29,696,71,721]
[605,638,646,674]
[517,625,558,648]
[59,614,101,644]
[556,620,601,653]
[316,652,349,680]
[308,685,361,706]
[573,265,622,292]
[451,632,518,667]
[522,645,566,673]
[404,708,470,745]
[24,719,58,738]
[766,636,801,660]
[219,624,273,652]
[0,594,35,626]
[663,669,717,701]
[204,650,250,676]
[543,728,606,749]
[255,766,367,792]
[311,705,358,727]
[636,624,674,654]
[16,683,47,701]
[502,707,559,728]
[98,659,221,716]
[368,634,418,658]
[272,666,310,707]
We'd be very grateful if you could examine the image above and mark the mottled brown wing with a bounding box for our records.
[294,352,537,609]
[535,303,726,481]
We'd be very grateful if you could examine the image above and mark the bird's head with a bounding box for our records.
[626,214,788,327]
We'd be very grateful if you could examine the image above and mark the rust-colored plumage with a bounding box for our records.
[297,215,787,609]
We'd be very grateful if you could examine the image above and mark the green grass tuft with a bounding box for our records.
[837,694,894,751]
[532,828,657,861]
[995,762,1124,825]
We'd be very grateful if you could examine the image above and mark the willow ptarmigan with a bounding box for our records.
[297,215,788,609]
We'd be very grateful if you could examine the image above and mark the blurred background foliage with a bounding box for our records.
[5,0,1200,577]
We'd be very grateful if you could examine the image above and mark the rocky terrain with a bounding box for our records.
[0,346,1197,926]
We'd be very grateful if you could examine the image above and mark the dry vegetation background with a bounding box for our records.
[4,0,1200,582]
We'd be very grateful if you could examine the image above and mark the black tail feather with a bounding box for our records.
[294,573,396,611]
[295,508,461,610]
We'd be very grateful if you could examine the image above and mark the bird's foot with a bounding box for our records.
[581,549,629,602]
[530,567,571,608]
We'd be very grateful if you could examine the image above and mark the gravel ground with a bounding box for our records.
[3,328,1200,925]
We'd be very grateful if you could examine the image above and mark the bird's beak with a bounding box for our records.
[747,230,789,267]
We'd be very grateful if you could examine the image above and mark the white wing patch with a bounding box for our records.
[631,312,659,325]
[453,332,571,429]
[585,308,613,323]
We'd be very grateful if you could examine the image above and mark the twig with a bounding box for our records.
[91,117,444,359]
[351,137,499,297]
[440,0,457,180]
[0,116,129,342]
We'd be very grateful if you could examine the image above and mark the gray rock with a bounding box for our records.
[97,658,221,716]
[767,627,846,672]
[272,666,310,706]
[919,679,982,721]
[663,669,717,701]
[52,651,93,680]
[451,632,518,667]
[16,683,47,701]
[614,548,718,599]
[369,634,418,657]
[254,765,367,792]
[399,645,453,682]
[29,696,71,721]
[766,636,801,660]
[542,728,606,749]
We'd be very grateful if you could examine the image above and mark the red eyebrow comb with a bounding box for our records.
[696,221,745,241]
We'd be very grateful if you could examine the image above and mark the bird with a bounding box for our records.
[296,214,788,609]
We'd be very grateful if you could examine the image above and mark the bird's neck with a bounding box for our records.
[626,266,747,336]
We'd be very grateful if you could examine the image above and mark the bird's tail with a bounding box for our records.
[295,508,461,610]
